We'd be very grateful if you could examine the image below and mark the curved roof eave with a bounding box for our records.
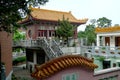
[31,55,98,79]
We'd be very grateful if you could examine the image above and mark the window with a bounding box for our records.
[62,73,77,80]
[66,75,70,80]
[118,62,120,67]
[71,73,77,80]
[103,61,111,69]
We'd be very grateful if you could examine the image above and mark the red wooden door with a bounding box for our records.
[115,37,120,46]
[105,37,110,46]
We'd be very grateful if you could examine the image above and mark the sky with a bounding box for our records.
[41,0,120,31]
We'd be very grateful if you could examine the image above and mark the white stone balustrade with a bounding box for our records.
[13,40,120,57]
[81,46,120,57]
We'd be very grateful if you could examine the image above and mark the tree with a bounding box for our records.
[78,31,86,38]
[12,30,26,52]
[90,19,96,25]
[78,19,96,45]
[13,30,25,41]
[56,16,75,46]
[0,0,48,33]
[97,17,112,27]
[85,24,96,45]
[114,24,119,26]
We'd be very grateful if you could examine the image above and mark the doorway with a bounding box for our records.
[105,37,110,46]
[115,37,120,46]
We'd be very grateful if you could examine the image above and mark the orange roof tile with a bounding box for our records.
[95,26,120,33]
[20,7,88,24]
[31,55,98,79]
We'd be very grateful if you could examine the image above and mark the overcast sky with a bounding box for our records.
[41,0,120,31]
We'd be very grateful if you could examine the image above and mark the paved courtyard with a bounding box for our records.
[13,64,35,80]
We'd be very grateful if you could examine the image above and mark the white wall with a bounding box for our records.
[97,32,120,47]
[110,36,115,47]
[61,47,80,55]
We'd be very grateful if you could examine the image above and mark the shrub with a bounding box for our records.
[13,56,26,65]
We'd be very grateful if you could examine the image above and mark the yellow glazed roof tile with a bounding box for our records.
[95,26,120,33]
[20,7,88,24]
[31,55,98,79]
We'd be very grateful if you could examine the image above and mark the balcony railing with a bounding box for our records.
[13,39,120,57]
[81,46,120,57]
[13,38,64,59]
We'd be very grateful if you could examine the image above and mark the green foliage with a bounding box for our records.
[72,42,76,47]
[85,24,96,45]
[0,0,48,33]
[97,17,112,27]
[78,31,86,38]
[13,48,25,52]
[13,56,26,65]
[13,30,25,52]
[29,0,48,7]
[78,17,112,45]
[96,56,105,61]
[90,19,96,25]
[20,77,28,80]
[101,47,106,50]
[56,16,75,45]
[12,74,17,80]
[13,30,25,41]
[78,24,96,45]
[12,74,29,80]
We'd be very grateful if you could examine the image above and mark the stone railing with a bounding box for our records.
[51,40,63,56]
[39,38,56,59]
[13,38,64,59]
[13,39,37,47]
[81,46,120,57]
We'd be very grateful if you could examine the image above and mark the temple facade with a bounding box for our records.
[19,7,88,40]
[17,7,88,71]
[95,26,120,47]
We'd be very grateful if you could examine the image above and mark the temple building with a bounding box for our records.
[13,8,120,80]
[19,7,88,40]
[14,7,88,71]
[95,26,120,47]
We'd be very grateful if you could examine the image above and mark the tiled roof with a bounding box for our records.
[20,7,88,24]
[95,26,120,33]
[31,55,98,79]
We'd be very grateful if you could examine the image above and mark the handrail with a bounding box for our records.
[12,38,63,59]
[41,38,56,59]
[51,39,63,56]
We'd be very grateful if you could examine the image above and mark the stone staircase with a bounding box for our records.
[13,38,64,60]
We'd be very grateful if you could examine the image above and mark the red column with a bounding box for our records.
[74,28,77,39]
